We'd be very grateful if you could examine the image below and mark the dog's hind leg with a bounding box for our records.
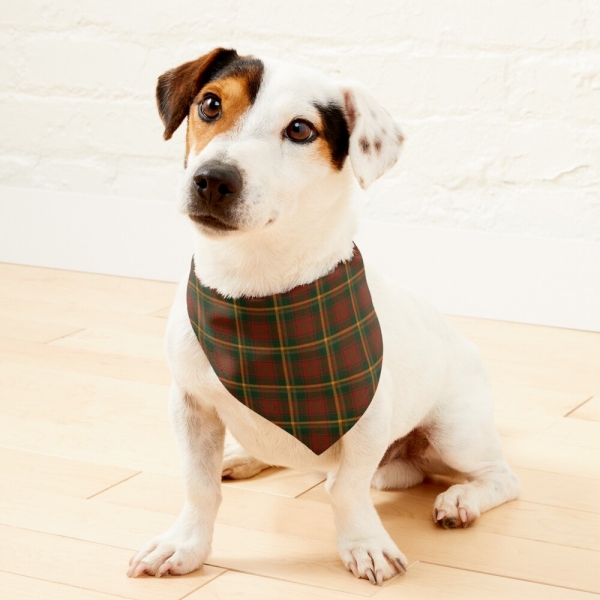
[221,438,270,479]
[429,388,520,529]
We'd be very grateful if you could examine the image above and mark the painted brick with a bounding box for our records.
[507,55,600,125]
[20,35,151,95]
[0,96,177,160]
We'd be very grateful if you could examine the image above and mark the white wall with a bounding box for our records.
[1,1,600,329]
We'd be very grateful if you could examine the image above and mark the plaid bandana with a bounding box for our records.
[186,246,383,455]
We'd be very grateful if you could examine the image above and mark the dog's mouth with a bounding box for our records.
[188,213,237,231]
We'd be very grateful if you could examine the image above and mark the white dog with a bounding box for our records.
[128,48,520,585]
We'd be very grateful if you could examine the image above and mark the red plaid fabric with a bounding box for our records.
[186,245,383,454]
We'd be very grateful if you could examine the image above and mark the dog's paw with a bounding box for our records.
[222,441,269,480]
[338,536,407,585]
[433,483,481,529]
[127,529,210,578]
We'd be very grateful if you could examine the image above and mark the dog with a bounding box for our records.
[127,47,520,585]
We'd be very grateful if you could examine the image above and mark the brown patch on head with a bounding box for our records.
[374,138,382,154]
[156,49,263,154]
[378,427,430,468]
[187,75,255,155]
[156,48,239,140]
[186,57,263,156]
[359,136,371,154]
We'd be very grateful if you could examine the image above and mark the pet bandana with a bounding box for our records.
[186,246,383,455]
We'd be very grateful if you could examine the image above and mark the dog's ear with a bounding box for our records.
[341,82,404,189]
[156,48,239,140]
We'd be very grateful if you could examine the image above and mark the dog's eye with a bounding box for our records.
[199,94,222,121]
[284,119,315,143]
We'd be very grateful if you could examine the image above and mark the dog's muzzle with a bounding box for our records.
[188,160,243,231]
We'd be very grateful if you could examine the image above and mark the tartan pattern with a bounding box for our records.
[186,246,383,455]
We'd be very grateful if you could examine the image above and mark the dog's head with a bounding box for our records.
[157,48,404,236]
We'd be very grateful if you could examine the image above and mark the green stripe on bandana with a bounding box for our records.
[186,245,383,455]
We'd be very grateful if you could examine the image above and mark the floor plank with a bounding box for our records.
[568,397,600,421]
[492,382,589,437]
[0,572,126,600]
[0,294,171,335]
[192,570,368,600]
[502,437,600,479]
[448,316,600,396]
[222,466,325,498]
[97,469,325,510]
[0,337,170,385]
[0,315,82,344]
[373,562,600,600]
[0,413,179,475]
[0,447,137,499]
[0,362,169,424]
[50,323,167,361]
[537,418,600,450]
[0,361,177,472]
[0,525,223,600]
[0,263,177,316]
[514,467,600,514]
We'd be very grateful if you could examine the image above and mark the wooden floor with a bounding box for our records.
[1,262,599,600]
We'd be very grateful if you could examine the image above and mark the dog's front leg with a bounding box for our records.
[328,421,408,585]
[128,383,224,577]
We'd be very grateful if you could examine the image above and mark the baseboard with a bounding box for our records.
[0,185,194,283]
[1,185,599,332]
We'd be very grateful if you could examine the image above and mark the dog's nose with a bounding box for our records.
[193,161,242,206]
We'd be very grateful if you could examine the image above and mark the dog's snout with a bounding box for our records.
[193,161,242,206]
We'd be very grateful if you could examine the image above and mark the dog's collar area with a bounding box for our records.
[186,244,384,455]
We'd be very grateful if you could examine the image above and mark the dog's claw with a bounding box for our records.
[375,569,384,586]
[384,552,406,575]
[395,558,406,574]
[366,568,376,585]
[435,509,446,522]
[128,561,145,578]
[349,561,359,577]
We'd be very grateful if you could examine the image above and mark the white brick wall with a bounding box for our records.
[1,0,599,242]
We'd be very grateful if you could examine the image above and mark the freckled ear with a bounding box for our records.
[342,83,404,189]
[156,48,239,140]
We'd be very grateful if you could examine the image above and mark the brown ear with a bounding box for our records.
[156,48,239,140]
